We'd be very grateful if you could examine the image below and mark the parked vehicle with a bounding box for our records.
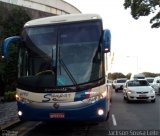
[145,77,154,86]
[112,80,116,89]
[123,79,156,103]
[113,78,127,92]
[106,79,113,86]
[130,73,145,80]
[152,76,160,95]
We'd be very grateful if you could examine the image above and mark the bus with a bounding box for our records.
[1,14,111,122]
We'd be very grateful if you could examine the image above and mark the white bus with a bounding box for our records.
[1,14,112,122]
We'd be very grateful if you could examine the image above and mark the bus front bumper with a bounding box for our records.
[17,98,108,122]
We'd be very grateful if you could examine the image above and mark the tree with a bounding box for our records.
[109,72,126,80]
[142,72,160,77]
[124,0,160,28]
[5,45,18,91]
[0,7,30,39]
[0,6,31,91]
[126,73,132,79]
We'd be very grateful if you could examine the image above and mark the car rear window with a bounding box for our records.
[146,79,154,83]
[117,80,126,83]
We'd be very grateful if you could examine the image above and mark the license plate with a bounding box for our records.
[49,113,65,118]
[139,95,146,97]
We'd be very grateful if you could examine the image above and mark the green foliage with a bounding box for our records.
[0,5,31,91]
[108,72,126,80]
[5,44,18,91]
[108,73,112,79]
[4,91,16,101]
[108,72,160,80]
[142,72,160,77]
[126,73,132,79]
[124,0,160,28]
[0,6,30,39]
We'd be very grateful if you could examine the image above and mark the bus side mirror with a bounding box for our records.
[1,36,20,59]
[103,29,111,53]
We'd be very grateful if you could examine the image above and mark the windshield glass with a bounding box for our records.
[19,20,104,90]
[146,78,154,83]
[128,80,150,87]
[117,80,126,83]
[57,22,102,86]
[20,26,57,76]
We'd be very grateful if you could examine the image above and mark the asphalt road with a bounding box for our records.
[108,91,160,130]
[6,91,160,136]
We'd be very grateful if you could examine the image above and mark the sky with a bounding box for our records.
[65,0,160,75]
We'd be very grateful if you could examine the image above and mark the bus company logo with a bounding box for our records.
[42,93,72,102]
[53,102,60,109]
[52,97,62,101]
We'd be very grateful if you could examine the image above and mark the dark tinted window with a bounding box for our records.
[146,79,154,83]
[117,80,126,83]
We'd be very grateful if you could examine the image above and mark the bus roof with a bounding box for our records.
[24,14,102,27]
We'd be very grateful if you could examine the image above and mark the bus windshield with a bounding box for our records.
[19,21,104,90]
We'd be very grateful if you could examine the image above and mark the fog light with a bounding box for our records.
[97,109,104,116]
[15,94,20,101]
[18,111,23,116]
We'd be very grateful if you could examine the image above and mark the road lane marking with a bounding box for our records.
[112,114,117,126]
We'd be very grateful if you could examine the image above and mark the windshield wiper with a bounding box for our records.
[58,47,79,89]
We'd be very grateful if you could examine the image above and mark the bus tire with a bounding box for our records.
[106,111,110,121]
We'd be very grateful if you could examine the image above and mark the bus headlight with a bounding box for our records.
[21,98,32,104]
[16,94,32,104]
[87,95,100,104]
[15,94,21,101]
[83,91,107,104]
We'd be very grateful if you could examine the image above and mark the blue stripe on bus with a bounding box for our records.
[74,90,87,101]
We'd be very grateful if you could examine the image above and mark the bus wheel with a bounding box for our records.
[106,111,110,121]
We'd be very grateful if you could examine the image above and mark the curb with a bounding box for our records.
[0,119,22,132]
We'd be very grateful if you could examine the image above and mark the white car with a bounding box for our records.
[123,79,156,103]
[113,78,127,92]
[145,77,154,86]
[152,76,160,95]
